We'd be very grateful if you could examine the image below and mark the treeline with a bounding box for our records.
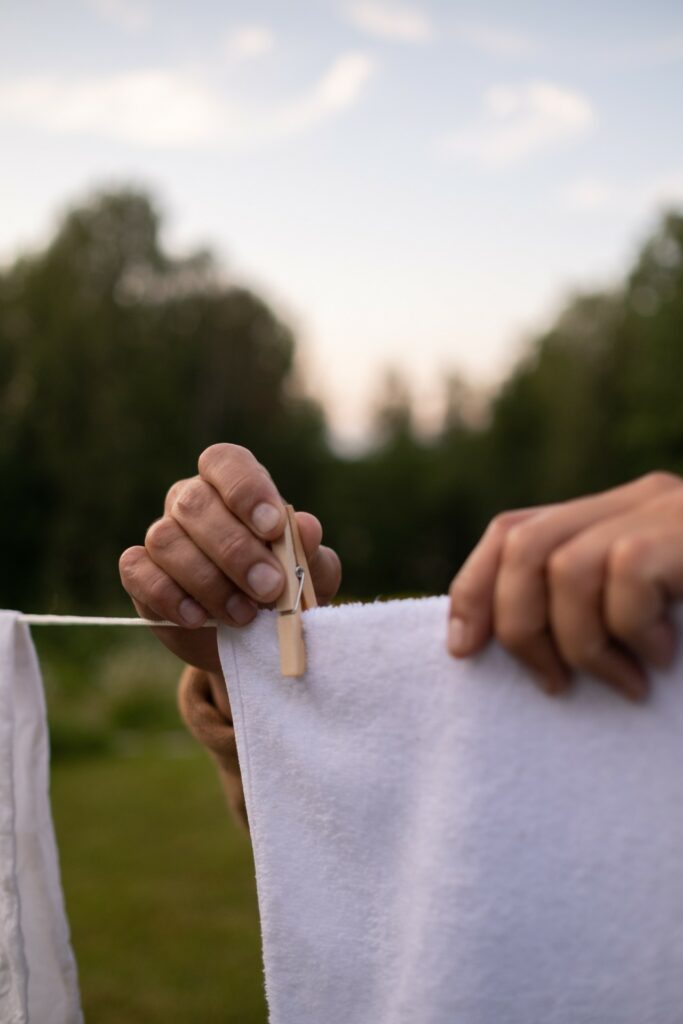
[1,189,682,612]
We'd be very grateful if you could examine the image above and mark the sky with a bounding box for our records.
[1,0,682,444]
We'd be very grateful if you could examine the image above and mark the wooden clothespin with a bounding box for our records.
[271,504,317,677]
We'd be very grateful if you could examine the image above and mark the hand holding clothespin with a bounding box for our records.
[271,505,317,677]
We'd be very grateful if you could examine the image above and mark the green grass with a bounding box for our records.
[51,745,268,1024]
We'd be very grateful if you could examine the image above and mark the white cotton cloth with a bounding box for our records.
[0,613,82,1024]
[219,596,683,1024]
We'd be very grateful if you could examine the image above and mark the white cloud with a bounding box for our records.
[86,0,149,32]
[0,54,375,150]
[274,53,375,135]
[445,81,596,167]
[453,21,537,58]
[347,1,432,42]
[224,24,275,60]
[0,71,226,147]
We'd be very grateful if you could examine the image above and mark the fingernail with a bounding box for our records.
[649,625,677,669]
[226,594,257,626]
[626,680,649,704]
[252,502,282,534]
[179,598,205,626]
[537,674,569,697]
[247,562,283,598]
[448,617,470,656]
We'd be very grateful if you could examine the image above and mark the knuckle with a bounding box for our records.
[145,517,178,553]
[190,563,223,599]
[486,510,519,540]
[224,469,265,511]
[641,470,681,493]
[198,442,252,477]
[164,478,190,512]
[608,534,651,580]
[547,546,579,587]
[216,530,252,570]
[198,443,230,475]
[172,478,212,519]
[147,573,174,610]
[119,546,144,580]
[502,523,537,566]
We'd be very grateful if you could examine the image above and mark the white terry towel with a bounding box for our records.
[0,613,82,1024]
[219,595,683,1024]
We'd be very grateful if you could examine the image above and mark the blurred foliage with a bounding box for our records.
[4,185,683,1024]
[0,188,326,612]
[36,627,183,758]
[52,748,266,1023]
[1,188,683,613]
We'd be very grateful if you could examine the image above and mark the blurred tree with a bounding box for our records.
[0,189,327,611]
[614,212,683,476]
[485,291,624,508]
[320,372,482,597]
[324,371,432,596]
[483,212,683,515]
[1,189,681,610]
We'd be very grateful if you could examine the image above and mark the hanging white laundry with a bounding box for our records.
[0,612,82,1024]
[218,595,683,1024]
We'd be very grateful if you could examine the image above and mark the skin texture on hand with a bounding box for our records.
[447,471,683,702]
[119,443,342,674]
[122,448,682,705]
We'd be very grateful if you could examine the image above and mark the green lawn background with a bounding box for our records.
[38,629,268,1024]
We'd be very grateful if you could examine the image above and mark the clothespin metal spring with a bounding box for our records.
[279,565,306,617]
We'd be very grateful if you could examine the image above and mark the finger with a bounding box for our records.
[295,511,323,558]
[198,443,286,540]
[294,512,342,603]
[492,522,576,695]
[499,478,683,694]
[145,517,257,627]
[545,490,683,691]
[309,546,342,605]
[449,472,680,661]
[493,552,571,695]
[164,478,193,515]
[169,478,285,603]
[605,524,683,669]
[119,546,208,627]
[206,670,233,724]
[448,507,547,655]
[547,541,648,702]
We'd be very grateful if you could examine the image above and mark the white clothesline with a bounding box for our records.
[17,614,218,627]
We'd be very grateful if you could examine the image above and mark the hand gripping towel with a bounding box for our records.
[218,596,683,1024]
[0,613,82,1024]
